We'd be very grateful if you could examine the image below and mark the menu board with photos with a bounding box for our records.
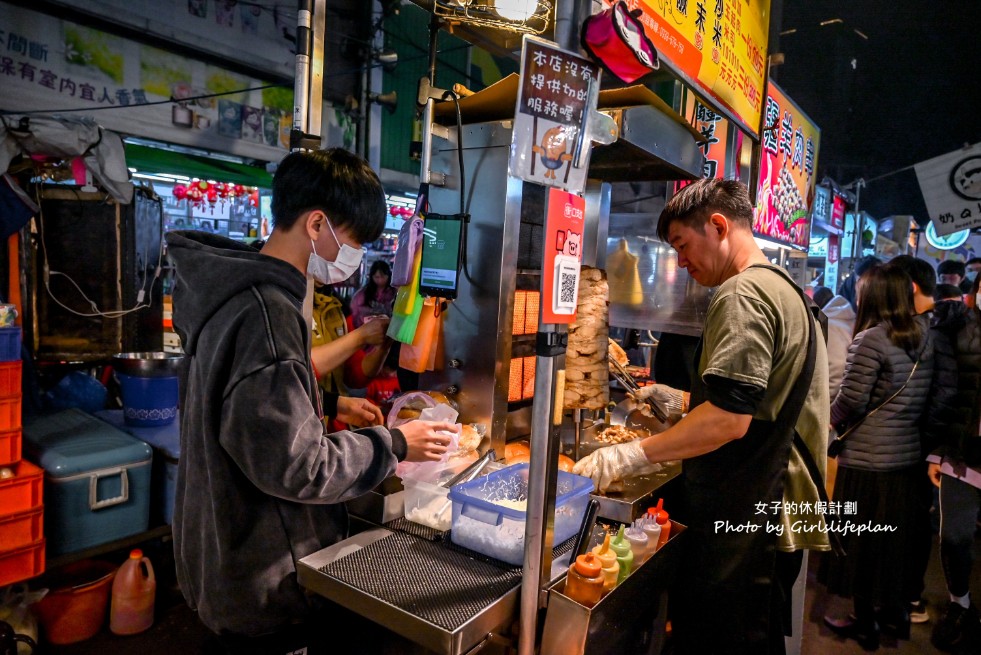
[752,81,820,250]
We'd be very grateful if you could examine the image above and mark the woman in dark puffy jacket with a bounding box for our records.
[821,266,938,649]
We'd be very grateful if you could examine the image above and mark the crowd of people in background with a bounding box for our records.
[811,253,981,653]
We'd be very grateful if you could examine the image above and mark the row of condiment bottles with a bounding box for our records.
[563,499,671,608]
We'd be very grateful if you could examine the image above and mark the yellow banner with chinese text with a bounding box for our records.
[613,0,770,138]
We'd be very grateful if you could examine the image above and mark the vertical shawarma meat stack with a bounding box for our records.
[564,267,610,410]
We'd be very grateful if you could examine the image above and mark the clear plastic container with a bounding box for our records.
[110,549,155,635]
[448,463,594,565]
[402,459,501,531]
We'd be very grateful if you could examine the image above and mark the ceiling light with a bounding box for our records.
[494,0,539,22]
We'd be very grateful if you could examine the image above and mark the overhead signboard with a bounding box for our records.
[510,36,601,194]
[914,141,981,236]
[752,81,820,250]
[606,0,770,138]
[0,2,291,162]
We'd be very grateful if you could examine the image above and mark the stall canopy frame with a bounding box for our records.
[123,144,273,188]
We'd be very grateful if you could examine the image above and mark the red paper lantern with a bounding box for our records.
[207,187,218,204]
[216,183,229,198]
[249,188,260,207]
[197,180,210,191]
[173,184,187,200]
[187,186,204,202]
[233,184,246,196]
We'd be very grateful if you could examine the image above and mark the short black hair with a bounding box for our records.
[656,178,754,242]
[935,284,964,301]
[812,286,834,308]
[966,257,981,266]
[854,255,882,278]
[937,259,966,278]
[884,255,937,297]
[271,148,386,243]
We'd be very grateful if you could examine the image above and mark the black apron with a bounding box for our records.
[670,266,817,655]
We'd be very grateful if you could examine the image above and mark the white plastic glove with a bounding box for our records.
[572,440,662,493]
[631,383,685,415]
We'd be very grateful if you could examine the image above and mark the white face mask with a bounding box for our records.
[307,219,363,284]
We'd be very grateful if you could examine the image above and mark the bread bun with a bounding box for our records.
[397,408,421,420]
[557,454,575,472]
[504,441,530,460]
[457,424,481,453]
[507,452,531,465]
[425,390,450,405]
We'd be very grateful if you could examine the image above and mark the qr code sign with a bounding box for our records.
[559,270,577,304]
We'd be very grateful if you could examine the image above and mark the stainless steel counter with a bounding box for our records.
[297,521,573,655]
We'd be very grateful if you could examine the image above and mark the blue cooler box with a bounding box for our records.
[23,408,152,557]
[95,409,179,525]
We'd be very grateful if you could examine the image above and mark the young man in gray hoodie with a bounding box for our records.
[166,148,455,653]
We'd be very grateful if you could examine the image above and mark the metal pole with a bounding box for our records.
[519,327,563,655]
[419,14,439,185]
[292,0,314,146]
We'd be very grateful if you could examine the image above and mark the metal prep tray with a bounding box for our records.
[297,524,574,655]
[575,421,681,524]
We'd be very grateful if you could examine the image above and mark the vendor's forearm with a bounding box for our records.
[311,332,364,375]
[360,341,392,379]
[639,400,751,462]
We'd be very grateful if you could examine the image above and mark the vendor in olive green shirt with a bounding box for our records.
[574,178,829,654]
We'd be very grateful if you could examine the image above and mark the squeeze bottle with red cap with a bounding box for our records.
[563,552,604,608]
[609,524,634,583]
[591,533,619,595]
[647,498,671,550]
[110,549,156,635]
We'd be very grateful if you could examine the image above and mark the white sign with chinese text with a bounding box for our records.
[509,36,600,195]
[915,141,981,237]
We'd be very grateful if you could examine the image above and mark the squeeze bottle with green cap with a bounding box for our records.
[591,533,619,595]
[625,519,650,566]
[610,524,634,583]
[647,498,671,550]
[563,552,604,608]
[641,514,661,558]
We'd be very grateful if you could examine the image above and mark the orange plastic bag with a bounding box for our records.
[399,298,442,373]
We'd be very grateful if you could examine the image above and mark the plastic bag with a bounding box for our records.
[399,298,442,373]
[0,584,46,653]
[395,402,460,481]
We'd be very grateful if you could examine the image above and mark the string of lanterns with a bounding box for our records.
[388,205,414,219]
[172,179,260,212]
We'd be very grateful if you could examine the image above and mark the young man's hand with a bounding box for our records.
[336,396,384,427]
[927,462,943,489]
[398,421,459,462]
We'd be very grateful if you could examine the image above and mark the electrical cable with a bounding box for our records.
[440,89,481,291]
[33,182,164,319]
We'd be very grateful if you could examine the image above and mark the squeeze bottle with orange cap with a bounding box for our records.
[591,533,619,595]
[563,552,604,608]
[110,549,156,635]
[648,498,671,550]
[610,524,634,583]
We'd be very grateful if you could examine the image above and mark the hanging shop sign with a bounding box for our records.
[0,2,291,162]
[510,36,601,194]
[686,96,729,180]
[914,141,981,237]
[841,212,877,260]
[925,221,970,251]
[541,188,586,324]
[825,233,840,291]
[604,0,770,138]
[752,81,820,250]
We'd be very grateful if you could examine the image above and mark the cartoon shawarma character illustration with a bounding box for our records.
[532,126,574,180]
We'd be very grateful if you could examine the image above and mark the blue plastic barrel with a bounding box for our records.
[117,374,178,427]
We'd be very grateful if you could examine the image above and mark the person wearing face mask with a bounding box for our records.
[165,148,457,654]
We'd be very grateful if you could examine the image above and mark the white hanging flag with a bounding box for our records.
[914,141,981,236]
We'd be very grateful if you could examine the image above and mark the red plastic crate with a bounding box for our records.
[0,459,43,517]
[0,507,43,551]
[0,428,19,466]
[0,394,21,431]
[0,538,45,586]
[0,361,21,396]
